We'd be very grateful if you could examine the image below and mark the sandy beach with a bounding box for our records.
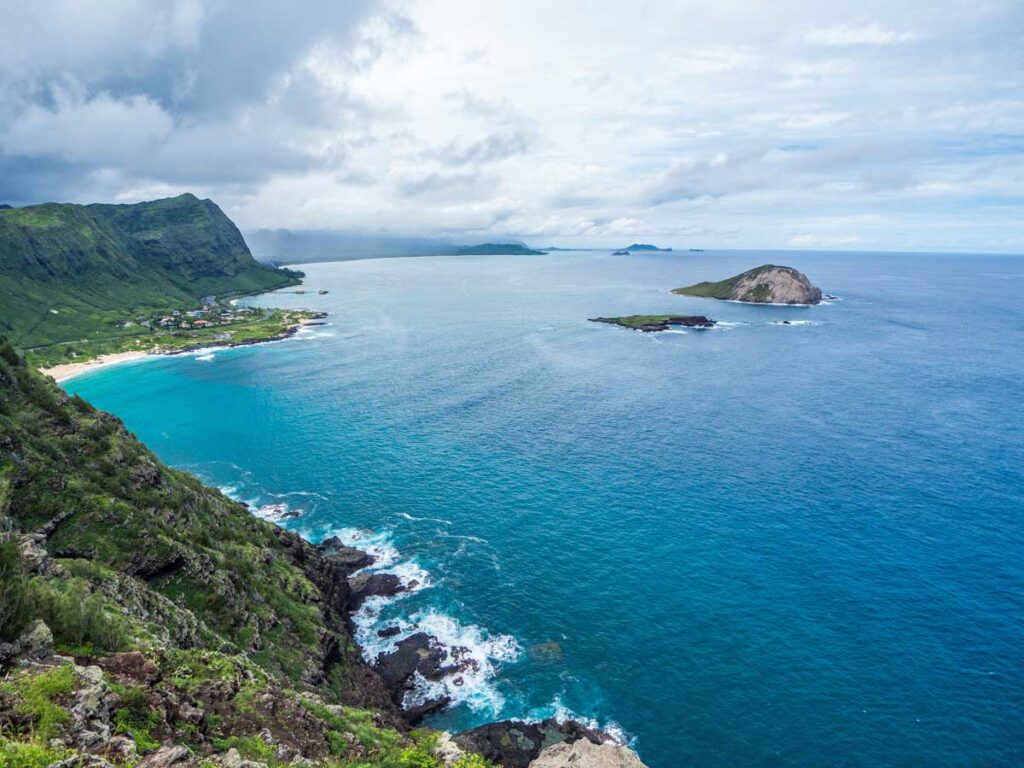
[39,350,153,383]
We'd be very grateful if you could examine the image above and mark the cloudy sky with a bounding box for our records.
[1,0,1022,252]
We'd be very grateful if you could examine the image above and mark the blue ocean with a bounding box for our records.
[66,250,1024,767]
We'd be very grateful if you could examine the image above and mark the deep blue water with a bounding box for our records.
[67,250,1024,767]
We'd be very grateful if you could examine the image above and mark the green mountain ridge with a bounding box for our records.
[0,194,301,350]
[453,243,545,256]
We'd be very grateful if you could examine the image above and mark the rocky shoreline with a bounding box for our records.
[162,313,329,357]
[309,520,643,765]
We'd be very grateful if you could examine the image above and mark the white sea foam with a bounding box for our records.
[713,321,747,329]
[254,501,303,522]
[723,298,815,307]
[323,527,401,569]
[217,470,521,722]
[195,352,215,362]
[399,611,521,715]
[388,560,432,593]
[397,512,453,525]
[218,484,241,499]
[769,320,818,326]
[529,697,633,747]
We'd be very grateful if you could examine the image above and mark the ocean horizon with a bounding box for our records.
[66,248,1024,767]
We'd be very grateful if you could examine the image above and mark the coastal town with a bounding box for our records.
[122,296,270,341]
[33,297,327,376]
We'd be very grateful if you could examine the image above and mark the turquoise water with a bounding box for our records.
[67,250,1024,766]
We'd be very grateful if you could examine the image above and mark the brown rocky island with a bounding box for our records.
[673,264,822,305]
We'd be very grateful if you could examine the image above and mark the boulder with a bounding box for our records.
[51,755,118,768]
[99,651,160,684]
[137,745,196,768]
[348,572,404,609]
[528,739,648,768]
[322,546,374,573]
[454,719,609,768]
[374,633,438,691]
[433,732,467,766]
[18,620,53,659]
[100,734,139,764]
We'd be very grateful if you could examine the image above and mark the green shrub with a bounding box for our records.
[0,339,22,367]
[27,578,128,653]
[1,663,76,740]
[113,685,160,752]
[394,744,442,768]
[211,735,275,762]
[0,737,68,768]
[453,755,492,768]
[0,538,31,641]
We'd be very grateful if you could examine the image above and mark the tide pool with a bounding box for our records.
[67,250,1024,767]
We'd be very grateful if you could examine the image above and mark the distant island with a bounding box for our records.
[590,315,716,332]
[611,249,630,256]
[673,264,822,305]
[622,243,673,252]
[454,243,546,255]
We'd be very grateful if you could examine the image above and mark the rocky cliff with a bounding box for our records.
[673,264,822,305]
[0,341,647,768]
[0,194,301,349]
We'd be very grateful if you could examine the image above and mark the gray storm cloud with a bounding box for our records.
[0,0,1021,252]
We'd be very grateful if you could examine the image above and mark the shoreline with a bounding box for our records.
[39,314,326,383]
[242,496,632,749]
[40,350,154,382]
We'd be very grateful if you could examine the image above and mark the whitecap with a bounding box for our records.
[321,527,400,569]
[195,352,215,362]
[254,501,303,522]
[397,511,453,526]
[529,697,633,747]
[388,560,433,593]
[395,611,521,715]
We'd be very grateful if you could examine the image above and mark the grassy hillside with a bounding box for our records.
[0,194,301,353]
[670,272,747,299]
[0,340,494,768]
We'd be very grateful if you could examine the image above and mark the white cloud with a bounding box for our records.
[1,90,173,165]
[789,233,862,247]
[804,23,920,46]
[1,0,1023,252]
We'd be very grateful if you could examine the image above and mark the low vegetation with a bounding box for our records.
[28,307,321,368]
[589,315,715,332]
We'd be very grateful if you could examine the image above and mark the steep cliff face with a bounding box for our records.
[89,194,259,281]
[673,265,822,305]
[0,194,300,348]
[0,339,395,714]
